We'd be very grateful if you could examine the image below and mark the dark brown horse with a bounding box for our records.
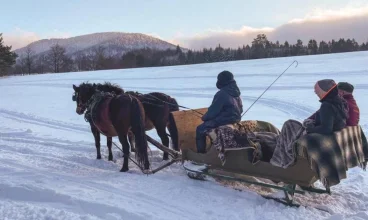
[125,91,179,160]
[74,82,125,162]
[72,82,149,172]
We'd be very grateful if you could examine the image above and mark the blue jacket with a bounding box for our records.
[202,82,243,127]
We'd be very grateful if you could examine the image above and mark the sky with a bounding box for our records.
[1,0,368,50]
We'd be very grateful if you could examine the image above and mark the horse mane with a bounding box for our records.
[79,82,95,91]
[95,82,124,95]
[125,91,142,96]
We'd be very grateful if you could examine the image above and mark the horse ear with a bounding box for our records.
[73,84,78,91]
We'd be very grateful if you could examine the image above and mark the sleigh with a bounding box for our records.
[146,108,368,207]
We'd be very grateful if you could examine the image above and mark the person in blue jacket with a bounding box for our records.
[196,70,243,153]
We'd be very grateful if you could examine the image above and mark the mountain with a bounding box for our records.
[14,32,183,57]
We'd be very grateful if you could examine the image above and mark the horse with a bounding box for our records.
[73,82,124,162]
[72,82,149,172]
[124,91,179,160]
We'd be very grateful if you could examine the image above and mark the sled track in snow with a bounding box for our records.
[0,137,202,220]
[0,108,89,133]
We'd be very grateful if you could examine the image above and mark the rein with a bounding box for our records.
[144,93,204,116]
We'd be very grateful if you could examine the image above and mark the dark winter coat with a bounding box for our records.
[306,88,349,135]
[202,81,243,127]
[307,93,359,127]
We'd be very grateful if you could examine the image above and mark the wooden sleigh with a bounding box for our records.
[146,107,368,207]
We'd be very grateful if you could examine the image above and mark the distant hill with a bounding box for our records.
[14,32,184,57]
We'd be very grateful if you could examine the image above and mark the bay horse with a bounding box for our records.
[72,82,149,172]
[124,91,179,160]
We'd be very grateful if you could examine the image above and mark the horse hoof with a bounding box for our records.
[96,156,102,160]
[120,167,129,172]
[108,156,113,161]
[163,156,169,161]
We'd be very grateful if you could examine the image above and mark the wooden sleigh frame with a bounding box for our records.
[146,105,367,209]
[144,107,333,207]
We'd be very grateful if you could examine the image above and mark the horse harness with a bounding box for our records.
[84,91,134,137]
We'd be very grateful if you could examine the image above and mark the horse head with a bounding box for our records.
[72,83,95,115]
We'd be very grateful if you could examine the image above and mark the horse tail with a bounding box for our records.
[167,114,179,151]
[130,97,150,169]
[167,96,180,151]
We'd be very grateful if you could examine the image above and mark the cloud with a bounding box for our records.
[174,4,368,49]
[2,28,40,50]
[2,28,70,51]
[174,27,274,49]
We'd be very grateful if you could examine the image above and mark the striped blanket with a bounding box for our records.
[268,119,306,168]
[296,126,368,188]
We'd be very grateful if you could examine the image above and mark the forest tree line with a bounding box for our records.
[1,33,368,76]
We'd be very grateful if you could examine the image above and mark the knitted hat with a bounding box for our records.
[314,79,337,100]
[216,70,235,89]
[337,82,354,93]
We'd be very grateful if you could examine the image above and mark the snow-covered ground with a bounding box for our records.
[0,51,368,220]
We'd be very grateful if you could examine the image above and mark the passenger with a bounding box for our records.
[269,79,349,168]
[337,82,360,126]
[196,70,243,153]
[304,79,349,135]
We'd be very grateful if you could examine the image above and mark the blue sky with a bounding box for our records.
[2,0,367,49]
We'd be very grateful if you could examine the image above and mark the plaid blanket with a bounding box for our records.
[206,121,279,165]
[296,126,368,188]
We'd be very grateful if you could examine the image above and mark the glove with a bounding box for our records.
[303,119,315,129]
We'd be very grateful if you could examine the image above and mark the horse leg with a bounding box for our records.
[90,124,102,159]
[118,135,131,172]
[107,137,113,161]
[128,130,136,153]
[156,125,170,161]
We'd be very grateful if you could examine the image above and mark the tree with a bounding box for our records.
[318,41,329,54]
[24,46,34,74]
[47,43,67,73]
[251,34,268,59]
[308,39,318,55]
[121,52,137,68]
[136,54,145,67]
[0,33,18,76]
[35,53,47,74]
[175,45,182,54]
[93,45,107,70]
[295,39,304,55]
[186,50,195,64]
[283,41,290,56]
[235,47,244,60]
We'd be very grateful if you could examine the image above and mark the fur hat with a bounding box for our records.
[337,82,354,93]
[216,70,235,89]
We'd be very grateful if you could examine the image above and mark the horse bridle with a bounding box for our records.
[72,92,77,102]
[73,92,88,112]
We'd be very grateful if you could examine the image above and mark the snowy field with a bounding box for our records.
[0,51,368,220]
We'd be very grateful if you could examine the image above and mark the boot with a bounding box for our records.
[196,136,207,154]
